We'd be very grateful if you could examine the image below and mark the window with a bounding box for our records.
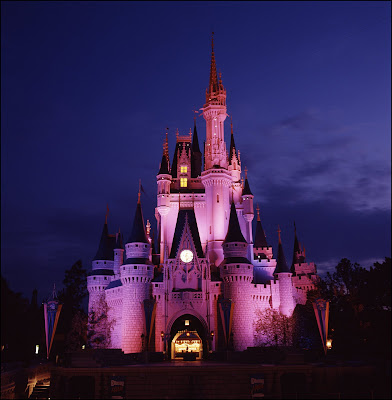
[217,194,219,203]
[180,178,187,187]
[180,166,187,173]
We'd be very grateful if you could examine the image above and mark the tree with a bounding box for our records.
[254,307,294,347]
[87,294,113,349]
[1,276,30,362]
[313,257,391,358]
[65,311,88,351]
[56,260,88,355]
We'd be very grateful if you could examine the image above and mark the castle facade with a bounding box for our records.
[87,38,317,357]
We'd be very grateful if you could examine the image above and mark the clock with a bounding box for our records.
[180,249,193,263]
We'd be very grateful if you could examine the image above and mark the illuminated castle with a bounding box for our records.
[87,37,318,356]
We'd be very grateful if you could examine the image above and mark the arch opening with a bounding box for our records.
[169,314,208,360]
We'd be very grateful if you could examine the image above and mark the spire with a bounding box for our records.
[291,221,306,269]
[93,214,113,260]
[229,115,239,164]
[192,115,201,153]
[191,115,202,177]
[209,32,219,94]
[223,202,247,244]
[115,228,124,249]
[158,127,171,175]
[242,167,253,196]
[274,226,290,274]
[127,195,149,244]
[254,204,268,248]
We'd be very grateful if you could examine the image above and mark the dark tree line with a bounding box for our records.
[1,260,88,363]
[309,257,391,358]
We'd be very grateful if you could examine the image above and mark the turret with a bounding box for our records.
[273,226,294,316]
[220,202,254,351]
[202,33,228,170]
[121,195,154,354]
[191,118,202,177]
[228,117,242,204]
[157,130,172,262]
[113,229,124,275]
[291,222,306,273]
[88,208,115,322]
[253,205,273,260]
[201,34,232,266]
[241,167,254,261]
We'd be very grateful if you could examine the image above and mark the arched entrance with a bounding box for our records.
[169,314,208,360]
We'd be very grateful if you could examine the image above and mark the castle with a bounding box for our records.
[87,37,318,357]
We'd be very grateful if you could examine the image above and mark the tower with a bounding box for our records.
[220,202,254,351]
[156,129,172,264]
[201,33,232,267]
[241,167,255,262]
[273,227,294,316]
[120,194,154,353]
[227,117,242,204]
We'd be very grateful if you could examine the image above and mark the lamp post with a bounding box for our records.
[209,331,215,353]
[161,331,170,360]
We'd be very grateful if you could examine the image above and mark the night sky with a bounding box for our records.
[1,1,391,303]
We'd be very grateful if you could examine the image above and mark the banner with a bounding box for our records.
[110,376,125,399]
[43,299,62,359]
[250,374,265,398]
[143,299,156,346]
[312,298,329,354]
[218,298,234,347]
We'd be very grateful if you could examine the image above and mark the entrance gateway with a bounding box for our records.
[169,314,208,360]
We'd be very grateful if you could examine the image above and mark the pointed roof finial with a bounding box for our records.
[294,220,297,234]
[176,128,179,138]
[105,203,109,224]
[277,225,282,244]
[230,115,234,135]
[138,179,141,204]
[256,204,260,221]
[244,166,248,179]
[209,32,218,93]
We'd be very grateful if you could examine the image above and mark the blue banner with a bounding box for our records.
[218,298,234,347]
[43,300,62,359]
[143,299,156,346]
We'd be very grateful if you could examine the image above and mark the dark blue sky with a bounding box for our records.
[1,1,391,302]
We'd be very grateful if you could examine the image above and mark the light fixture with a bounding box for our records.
[326,339,332,350]
[185,320,190,326]
[35,345,39,355]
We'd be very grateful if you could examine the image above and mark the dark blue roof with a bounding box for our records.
[274,241,291,274]
[169,209,204,259]
[115,232,124,249]
[93,222,115,261]
[254,219,268,248]
[124,257,154,266]
[105,279,123,290]
[223,202,247,244]
[127,202,149,244]
[158,154,170,175]
[152,273,164,282]
[220,256,252,265]
[88,269,114,276]
[242,178,253,196]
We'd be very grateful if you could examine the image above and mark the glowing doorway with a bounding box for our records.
[171,330,203,360]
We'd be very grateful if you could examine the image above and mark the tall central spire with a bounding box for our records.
[209,32,219,94]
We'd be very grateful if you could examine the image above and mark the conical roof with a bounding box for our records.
[223,202,247,244]
[158,153,170,175]
[93,222,115,261]
[229,117,239,164]
[192,121,201,154]
[115,230,124,249]
[208,33,219,94]
[274,228,290,274]
[127,200,149,244]
[254,218,268,248]
[242,178,253,196]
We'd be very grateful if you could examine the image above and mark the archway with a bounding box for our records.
[169,313,208,360]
